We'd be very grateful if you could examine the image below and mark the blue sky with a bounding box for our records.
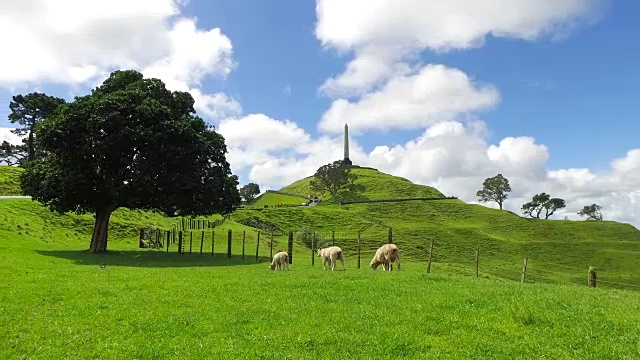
[0,0,638,225]
[178,0,639,171]
[2,0,638,171]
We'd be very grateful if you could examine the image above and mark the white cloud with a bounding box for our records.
[0,128,25,145]
[319,64,500,133]
[223,115,639,229]
[316,0,605,96]
[0,0,240,120]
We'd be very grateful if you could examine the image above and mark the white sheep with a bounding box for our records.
[317,246,346,271]
[269,251,290,271]
[370,243,401,271]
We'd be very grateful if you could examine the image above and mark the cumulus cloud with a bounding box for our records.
[0,0,240,120]
[315,0,605,96]
[0,128,25,145]
[319,64,500,133]
[221,115,639,228]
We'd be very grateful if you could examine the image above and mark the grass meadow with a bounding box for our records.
[2,198,640,359]
[2,165,640,358]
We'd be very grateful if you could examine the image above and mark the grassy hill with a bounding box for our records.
[0,166,23,195]
[250,191,306,207]
[2,166,640,358]
[234,167,640,289]
[281,167,445,201]
[1,198,640,358]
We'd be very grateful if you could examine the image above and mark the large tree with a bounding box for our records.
[239,183,260,203]
[20,70,240,253]
[8,92,66,163]
[476,174,511,210]
[309,160,357,199]
[521,193,566,219]
[578,204,603,220]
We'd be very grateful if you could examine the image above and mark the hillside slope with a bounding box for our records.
[280,167,445,201]
[235,167,640,287]
[0,166,23,195]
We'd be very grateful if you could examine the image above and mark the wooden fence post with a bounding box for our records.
[189,231,193,254]
[166,230,170,252]
[388,227,392,244]
[178,231,183,254]
[255,231,260,262]
[242,231,246,260]
[357,231,361,269]
[227,229,232,259]
[588,266,597,288]
[475,247,479,278]
[270,232,274,261]
[200,231,204,255]
[311,232,315,266]
[211,231,215,257]
[427,240,433,273]
[521,257,528,284]
[288,231,294,264]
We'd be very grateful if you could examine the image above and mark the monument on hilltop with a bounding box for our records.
[343,123,353,166]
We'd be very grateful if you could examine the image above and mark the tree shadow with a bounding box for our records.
[36,250,274,268]
[335,183,369,203]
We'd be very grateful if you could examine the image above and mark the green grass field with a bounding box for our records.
[234,168,640,290]
[251,191,306,207]
[2,198,640,359]
[0,166,23,195]
[2,165,640,358]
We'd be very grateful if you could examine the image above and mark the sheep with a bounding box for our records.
[317,246,346,271]
[269,251,290,271]
[370,243,401,271]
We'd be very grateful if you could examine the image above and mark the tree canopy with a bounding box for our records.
[0,141,27,166]
[476,174,511,210]
[578,204,603,220]
[309,160,357,199]
[521,193,566,219]
[20,69,240,253]
[239,183,260,203]
[8,92,66,163]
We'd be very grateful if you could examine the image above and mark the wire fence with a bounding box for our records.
[138,225,640,292]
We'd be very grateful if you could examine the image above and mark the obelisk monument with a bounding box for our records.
[343,123,352,166]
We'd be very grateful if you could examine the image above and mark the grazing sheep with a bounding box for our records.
[317,246,346,271]
[269,251,290,271]
[370,243,401,271]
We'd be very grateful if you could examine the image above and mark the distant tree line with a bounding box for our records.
[476,174,604,221]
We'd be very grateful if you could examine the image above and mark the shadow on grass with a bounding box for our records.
[36,250,274,268]
[335,184,369,203]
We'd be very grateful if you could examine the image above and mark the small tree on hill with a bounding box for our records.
[239,183,260,203]
[20,69,240,253]
[476,174,511,210]
[8,92,66,163]
[521,193,566,219]
[578,204,603,221]
[309,160,357,199]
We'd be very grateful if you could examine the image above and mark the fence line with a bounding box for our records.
[137,226,639,292]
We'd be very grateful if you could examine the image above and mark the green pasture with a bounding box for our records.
[0,166,23,195]
[2,165,640,358]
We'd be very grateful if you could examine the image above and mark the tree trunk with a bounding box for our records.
[89,207,114,253]
[27,126,35,162]
[498,201,503,210]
